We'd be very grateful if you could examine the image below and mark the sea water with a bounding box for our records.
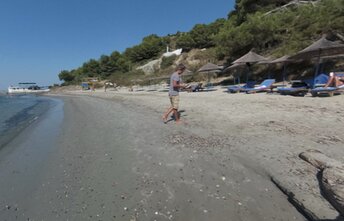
[0,94,52,148]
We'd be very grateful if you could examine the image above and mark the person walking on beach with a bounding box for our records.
[162,63,187,124]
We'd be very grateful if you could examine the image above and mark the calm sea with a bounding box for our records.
[0,94,52,148]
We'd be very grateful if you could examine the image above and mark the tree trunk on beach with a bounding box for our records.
[299,150,344,216]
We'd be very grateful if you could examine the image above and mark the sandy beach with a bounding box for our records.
[1,86,344,220]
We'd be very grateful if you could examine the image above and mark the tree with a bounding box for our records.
[230,0,292,24]
[123,34,165,63]
[58,70,75,82]
[82,59,100,77]
[99,55,111,78]
[176,33,195,51]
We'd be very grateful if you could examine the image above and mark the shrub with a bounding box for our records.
[160,55,177,69]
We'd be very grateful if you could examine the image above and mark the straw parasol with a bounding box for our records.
[198,62,222,72]
[198,62,222,83]
[232,50,269,82]
[289,36,344,87]
[289,36,344,60]
[223,63,246,84]
[269,55,293,86]
[224,63,246,71]
[233,51,269,64]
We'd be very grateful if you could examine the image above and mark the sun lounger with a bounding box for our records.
[277,73,330,96]
[190,83,205,92]
[277,81,309,96]
[309,72,344,97]
[244,79,275,94]
[311,84,344,97]
[184,83,216,92]
[200,83,218,92]
[303,73,329,89]
[227,81,256,93]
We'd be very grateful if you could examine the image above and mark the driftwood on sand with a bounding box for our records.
[299,149,344,216]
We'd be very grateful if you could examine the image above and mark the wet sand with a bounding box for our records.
[0,94,306,221]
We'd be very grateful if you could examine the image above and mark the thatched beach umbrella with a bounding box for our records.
[289,36,344,87]
[198,62,222,72]
[182,69,193,77]
[223,63,246,84]
[198,62,222,83]
[232,51,269,82]
[290,36,344,60]
[269,55,293,86]
[233,51,269,64]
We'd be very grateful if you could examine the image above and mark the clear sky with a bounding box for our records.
[0,0,235,90]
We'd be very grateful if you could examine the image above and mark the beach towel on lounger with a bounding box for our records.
[277,81,309,96]
[303,73,329,88]
[310,84,344,97]
[312,84,344,92]
[227,81,256,93]
[244,79,275,93]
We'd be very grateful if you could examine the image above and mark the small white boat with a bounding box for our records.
[8,83,50,94]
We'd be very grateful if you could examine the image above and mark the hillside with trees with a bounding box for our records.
[58,0,344,86]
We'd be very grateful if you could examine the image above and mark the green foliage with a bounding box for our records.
[82,59,100,77]
[109,69,145,86]
[230,0,291,24]
[176,19,226,51]
[58,70,75,82]
[193,47,218,62]
[216,12,279,59]
[175,33,195,51]
[123,34,165,63]
[190,24,215,48]
[160,55,177,69]
[216,0,344,61]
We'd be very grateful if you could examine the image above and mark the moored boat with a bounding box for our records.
[8,83,50,94]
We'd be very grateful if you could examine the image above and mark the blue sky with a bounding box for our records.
[0,0,234,89]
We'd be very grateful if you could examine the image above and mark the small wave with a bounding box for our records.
[0,98,52,150]
[29,116,39,123]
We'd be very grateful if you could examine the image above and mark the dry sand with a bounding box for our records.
[1,85,343,220]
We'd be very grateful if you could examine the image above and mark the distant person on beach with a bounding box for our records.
[325,72,344,88]
[162,63,187,124]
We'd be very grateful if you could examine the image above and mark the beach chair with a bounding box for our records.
[310,85,344,97]
[277,73,329,96]
[304,73,329,89]
[190,83,205,92]
[200,82,217,92]
[277,81,309,96]
[244,79,275,94]
[310,72,344,97]
[227,81,256,93]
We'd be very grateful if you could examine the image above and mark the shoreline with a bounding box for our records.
[0,96,58,150]
[0,96,64,220]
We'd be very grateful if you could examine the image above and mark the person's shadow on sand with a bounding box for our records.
[165,110,187,124]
